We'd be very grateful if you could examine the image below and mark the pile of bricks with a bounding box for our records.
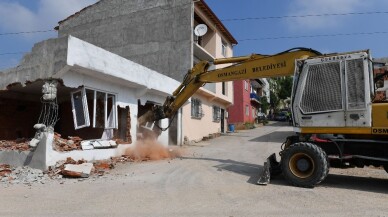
[0,164,11,177]
[0,138,30,151]
[47,157,116,178]
[53,133,82,152]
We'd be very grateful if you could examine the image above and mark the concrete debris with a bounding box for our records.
[0,150,183,187]
[49,157,115,178]
[0,138,31,151]
[62,163,93,178]
[0,164,11,177]
[0,166,49,186]
[53,132,83,152]
[81,140,118,150]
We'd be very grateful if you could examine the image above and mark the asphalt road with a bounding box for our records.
[1,122,387,217]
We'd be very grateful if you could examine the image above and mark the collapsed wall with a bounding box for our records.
[0,36,180,170]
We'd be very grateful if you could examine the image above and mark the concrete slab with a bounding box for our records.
[63,163,93,178]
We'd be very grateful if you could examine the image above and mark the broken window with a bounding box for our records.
[71,87,117,130]
[71,88,90,129]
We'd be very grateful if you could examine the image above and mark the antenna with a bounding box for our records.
[194,24,208,37]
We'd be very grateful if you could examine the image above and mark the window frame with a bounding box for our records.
[71,88,90,129]
[212,106,221,122]
[221,40,227,57]
[71,87,118,130]
[191,98,203,119]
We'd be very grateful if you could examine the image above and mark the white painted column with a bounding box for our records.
[177,108,183,146]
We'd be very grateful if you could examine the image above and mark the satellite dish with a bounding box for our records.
[194,24,208,37]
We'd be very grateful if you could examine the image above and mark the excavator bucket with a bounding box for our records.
[257,153,281,185]
[138,109,156,127]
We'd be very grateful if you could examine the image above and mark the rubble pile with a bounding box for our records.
[53,133,83,152]
[0,138,31,151]
[0,164,11,177]
[0,157,116,186]
[0,145,182,186]
[47,157,115,178]
[1,165,50,185]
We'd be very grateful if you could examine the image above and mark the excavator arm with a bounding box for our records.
[138,47,321,126]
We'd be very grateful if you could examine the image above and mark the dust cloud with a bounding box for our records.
[125,139,183,161]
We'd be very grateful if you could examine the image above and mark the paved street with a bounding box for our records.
[1,122,387,217]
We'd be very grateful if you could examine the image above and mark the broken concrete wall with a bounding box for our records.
[0,35,180,169]
[0,37,68,90]
[57,0,193,82]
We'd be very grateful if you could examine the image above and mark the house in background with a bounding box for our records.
[227,79,269,129]
[56,0,237,144]
[185,1,237,142]
[373,58,388,101]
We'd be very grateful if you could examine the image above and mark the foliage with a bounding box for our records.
[244,122,255,129]
[260,96,269,114]
[269,76,293,110]
[269,88,279,110]
[277,76,293,100]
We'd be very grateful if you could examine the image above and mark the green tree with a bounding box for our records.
[260,96,269,113]
[269,76,293,110]
[269,89,279,110]
[277,76,293,100]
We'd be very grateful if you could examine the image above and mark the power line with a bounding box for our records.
[1,31,387,56]
[239,31,388,41]
[0,30,55,36]
[1,11,386,36]
[221,11,388,22]
[0,11,385,36]
[0,52,25,56]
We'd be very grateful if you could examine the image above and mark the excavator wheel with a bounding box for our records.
[281,142,329,188]
[383,165,388,173]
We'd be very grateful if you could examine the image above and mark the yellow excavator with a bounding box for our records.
[138,47,388,188]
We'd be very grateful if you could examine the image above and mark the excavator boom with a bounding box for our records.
[138,48,321,126]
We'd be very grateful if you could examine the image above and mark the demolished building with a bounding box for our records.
[0,35,180,170]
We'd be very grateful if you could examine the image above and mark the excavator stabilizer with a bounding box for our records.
[257,153,281,185]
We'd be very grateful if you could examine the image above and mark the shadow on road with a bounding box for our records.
[264,121,290,126]
[222,133,250,137]
[182,157,388,193]
[269,173,388,194]
[321,173,388,194]
[249,131,294,143]
[181,157,263,185]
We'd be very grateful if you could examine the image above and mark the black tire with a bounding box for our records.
[383,165,388,173]
[281,142,329,188]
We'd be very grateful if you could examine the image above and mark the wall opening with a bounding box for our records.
[137,100,162,140]
[0,80,132,152]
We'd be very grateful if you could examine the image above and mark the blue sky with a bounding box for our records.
[1,0,388,70]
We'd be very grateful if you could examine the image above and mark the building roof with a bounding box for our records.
[57,1,101,26]
[56,0,237,45]
[196,0,237,45]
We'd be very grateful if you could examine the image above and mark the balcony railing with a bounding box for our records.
[250,93,261,103]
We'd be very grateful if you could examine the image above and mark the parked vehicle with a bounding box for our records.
[274,112,287,121]
[257,112,267,120]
